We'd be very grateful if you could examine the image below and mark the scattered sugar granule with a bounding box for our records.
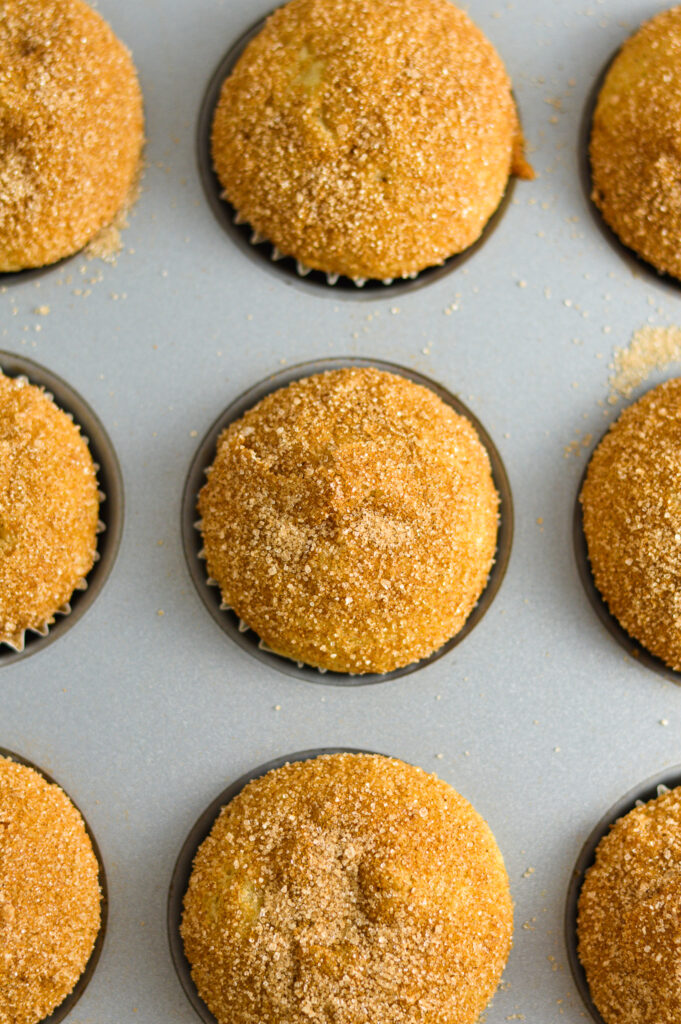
[608,325,681,403]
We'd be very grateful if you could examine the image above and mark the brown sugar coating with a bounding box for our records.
[198,367,499,674]
[211,0,532,282]
[580,377,681,671]
[0,0,144,272]
[0,756,101,1024]
[181,752,513,1024]
[0,371,99,650]
[590,7,681,281]
[578,786,681,1024]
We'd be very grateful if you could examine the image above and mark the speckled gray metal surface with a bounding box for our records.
[2,1,681,1022]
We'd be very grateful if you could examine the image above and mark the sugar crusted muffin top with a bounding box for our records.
[0,0,144,271]
[578,786,681,1024]
[211,0,531,281]
[590,6,681,281]
[580,376,681,671]
[0,755,101,1024]
[0,371,100,650]
[198,367,499,674]
[181,752,513,1024]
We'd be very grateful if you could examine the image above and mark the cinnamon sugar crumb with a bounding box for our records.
[608,325,681,403]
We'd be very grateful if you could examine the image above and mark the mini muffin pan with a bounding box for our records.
[6,1,681,1022]
[167,747,378,1024]
[196,12,517,298]
[572,430,679,685]
[0,747,108,1024]
[0,352,124,666]
[565,765,681,1024]
[182,356,513,685]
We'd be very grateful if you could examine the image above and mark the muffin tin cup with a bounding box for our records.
[565,764,681,1024]
[0,352,124,666]
[197,13,517,300]
[182,356,513,686]
[580,40,681,294]
[573,433,679,685]
[167,746,381,1024]
[0,746,108,1024]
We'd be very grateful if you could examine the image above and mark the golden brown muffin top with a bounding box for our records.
[580,376,681,671]
[181,752,513,1024]
[0,0,144,272]
[211,0,531,281]
[590,6,681,281]
[0,371,99,650]
[578,786,681,1024]
[198,367,498,674]
[0,756,101,1024]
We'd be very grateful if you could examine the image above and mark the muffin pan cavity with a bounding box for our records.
[182,357,513,685]
[0,352,124,666]
[565,765,681,1024]
[580,40,681,294]
[197,13,518,299]
[574,427,681,685]
[0,746,108,1024]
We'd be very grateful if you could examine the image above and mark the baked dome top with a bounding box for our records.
[182,752,513,1024]
[0,0,144,271]
[211,0,530,281]
[198,367,498,674]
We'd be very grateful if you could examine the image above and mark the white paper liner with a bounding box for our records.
[0,368,108,655]
[229,204,424,288]
[635,782,672,807]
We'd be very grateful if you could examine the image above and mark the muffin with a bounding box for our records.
[590,6,681,281]
[578,785,681,1024]
[0,755,101,1024]
[580,377,681,671]
[198,367,499,674]
[211,0,532,282]
[0,370,100,651]
[0,0,144,272]
[181,752,513,1024]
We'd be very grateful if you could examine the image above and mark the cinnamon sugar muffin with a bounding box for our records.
[578,786,681,1024]
[0,755,101,1024]
[181,752,513,1024]
[590,7,681,281]
[198,367,499,674]
[0,0,144,272]
[580,377,681,671]
[211,0,532,282]
[0,371,100,650]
